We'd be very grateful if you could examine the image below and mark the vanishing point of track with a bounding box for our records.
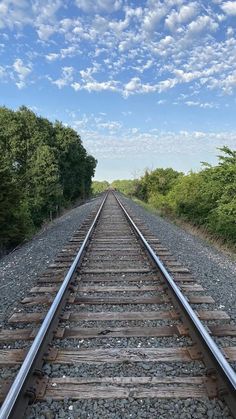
[0,191,236,418]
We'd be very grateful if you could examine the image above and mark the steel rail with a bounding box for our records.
[0,192,108,419]
[114,192,236,416]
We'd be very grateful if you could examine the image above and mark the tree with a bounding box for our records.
[111,179,138,196]
[27,145,63,225]
[0,106,97,252]
[54,122,94,201]
[0,161,32,250]
[92,180,110,194]
[132,147,236,244]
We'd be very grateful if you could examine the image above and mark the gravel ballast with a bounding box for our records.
[0,197,101,325]
[26,398,231,419]
[120,195,236,322]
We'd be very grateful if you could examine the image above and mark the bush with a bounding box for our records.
[207,200,236,242]
[92,181,109,195]
[132,147,236,245]
[111,179,138,197]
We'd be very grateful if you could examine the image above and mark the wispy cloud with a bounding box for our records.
[66,111,236,165]
[12,58,32,89]
[185,100,219,109]
[51,66,74,89]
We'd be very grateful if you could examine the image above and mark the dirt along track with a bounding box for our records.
[0,191,235,419]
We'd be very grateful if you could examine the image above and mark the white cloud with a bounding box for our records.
[82,127,236,162]
[109,17,129,32]
[153,35,174,56]
[52,66,74,89]
[220,71,236,94]
[32,1,62,22]
[124,77,142,94]
[221,1,236,15]
[71,82,81,91]
[80,65,100,82]
[84,80,120,92]
[60,18,74,32]
[46,46,78,62]
[0,65,6,78]
[12,58,32,88]
[157,99,167,105]
[36,24,56,40]
[98,120,122,131]
[60,46,77,58]
[165,3,198,31]
[123,77,158,96]
[133,59,153,73]
[75,0,122,13]
[186,15,218,35]
[142,10,163,33]
[0,0,62,40]
[226,26,234,36]
[123,76,179,97]
[66,111,236,177]
[13,59,31,77]
[185,100,218,109]
[157,78,177,92]
[173,69,199,82]
[2,0,236,100]
[0,0,30,29]
[46,53,60,61]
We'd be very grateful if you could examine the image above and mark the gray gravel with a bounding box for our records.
[0,197,101,325]
[44,361,206,378]
[119,195,236,322]
[27,397,232,419]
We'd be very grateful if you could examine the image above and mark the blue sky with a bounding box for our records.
[0,0,236,181]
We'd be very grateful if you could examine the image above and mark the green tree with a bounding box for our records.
[133,147,236,244]
[27,145,63,225]
[92,180,110,194]
[54,122,94,201]
[0,161,33,250]
[111,179,138,196]
[0,106,97,252]
[135,168,183,206]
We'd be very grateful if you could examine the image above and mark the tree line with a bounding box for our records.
[93,147,236,246]
[0,106,96,253]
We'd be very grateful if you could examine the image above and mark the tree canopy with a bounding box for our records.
[0,106,96,252]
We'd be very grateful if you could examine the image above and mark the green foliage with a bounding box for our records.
[92,181,110,195]
[132,147,236,245]
[27,144,63,226]
[0,106,97,251]
[136,168,183,202]
[111,179,138,196]
[207,199,236,242]
[0,162,33,250]
[54,122,96,201]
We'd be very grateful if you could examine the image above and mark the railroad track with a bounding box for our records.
[0,191,235,418]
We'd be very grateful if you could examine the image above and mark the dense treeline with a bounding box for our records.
[0,106,96,252]
[112,147,236,246]
[111,179,138,196]
[91,179,138,196]
[92,180,110,195]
